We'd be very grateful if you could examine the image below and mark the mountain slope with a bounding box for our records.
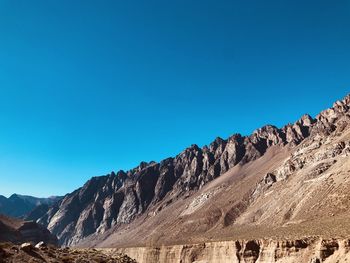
[40,94,350,247]
[0,194,61,218]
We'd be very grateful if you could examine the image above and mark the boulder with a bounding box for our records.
[35,241,47,249]
[20,242,34,252]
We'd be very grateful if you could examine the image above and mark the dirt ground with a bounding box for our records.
[0,243,137,263]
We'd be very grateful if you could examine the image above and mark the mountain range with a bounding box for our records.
[2,93,350,262]
[32,93,350,252]
[0,194,61,218]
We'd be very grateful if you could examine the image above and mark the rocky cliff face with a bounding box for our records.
[107,238,350,263]
[39,94,350,248]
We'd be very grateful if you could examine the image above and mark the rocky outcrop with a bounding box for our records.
[107,238,350,263]
[39,94,350,247]
[0,214,57,245]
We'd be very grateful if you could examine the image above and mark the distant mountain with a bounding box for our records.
[0,194,62,218]
[24,203,51,222]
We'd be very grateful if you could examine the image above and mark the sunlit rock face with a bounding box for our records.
[110,238,350,263]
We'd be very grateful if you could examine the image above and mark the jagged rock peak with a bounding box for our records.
[334,93,350,107]
[253,124,279,133]
[317,93,350,119]
[212,136,225,145]
[188,144,201,151]
[296,114,315,126]
[228,133,244,141]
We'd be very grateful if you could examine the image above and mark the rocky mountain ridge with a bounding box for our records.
[0,194,61,219]
[39,94,350,247]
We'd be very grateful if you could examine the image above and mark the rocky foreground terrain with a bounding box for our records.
[0,214,57,245]
[0,242,136,263]
[0,215,137,262]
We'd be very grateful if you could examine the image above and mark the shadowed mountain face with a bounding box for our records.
[0,214,57,245]
[38,94,350,247]
[0,194,61,219]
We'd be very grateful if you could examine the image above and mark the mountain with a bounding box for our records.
[24,203,52,222]
[0,194,62,218]
[0,214,57,245]
[38,94,350,251]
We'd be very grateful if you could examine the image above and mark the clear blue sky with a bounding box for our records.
[0,0,349,197]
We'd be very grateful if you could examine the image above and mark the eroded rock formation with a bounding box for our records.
[108,238,350,263]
